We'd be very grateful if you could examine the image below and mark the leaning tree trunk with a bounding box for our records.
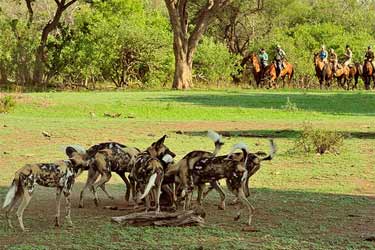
[32,0,77,87]
[165,0,233,90]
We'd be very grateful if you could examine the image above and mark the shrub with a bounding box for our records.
[282,97,298,112]
[0,95,16,113]
[295,123,344,154]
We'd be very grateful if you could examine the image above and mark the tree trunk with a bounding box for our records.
[0,62,8,85]
[32,0,77,87]
[173,54,192,89]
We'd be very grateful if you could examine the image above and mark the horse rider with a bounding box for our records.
[343,45,353,67]
[329,48,338,72]
[275,44,287,72]
[259,48,269,78]
[364,45,375,70]
[319,45,328,63]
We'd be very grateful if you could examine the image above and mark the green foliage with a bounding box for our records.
[0,95,16,113]
[194,37,240,84]
[57,0,173,87]
[295,123,344,154]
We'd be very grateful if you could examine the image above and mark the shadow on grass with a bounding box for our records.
[149,92,375,116]
[179,129,375,140]
[0,183,374,249]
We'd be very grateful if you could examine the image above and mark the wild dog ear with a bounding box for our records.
[65,146,77,158]
[155,135,167,147]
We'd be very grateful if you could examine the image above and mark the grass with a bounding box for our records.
[0,89,374,250]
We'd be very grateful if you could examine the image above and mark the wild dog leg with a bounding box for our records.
[118,172,131,201]
[98,182,114,200]
[129,175,137,202]
[155,184,162,212]
[64,191,73,227]
[92,171,112,206]
[16,191,32,232]
[5,190,22,229]
[145,194,151,212]
[161,184,177,209]
[79,168,99,208]
[235,187,255,226]
[211,181,226,210]
[55,188,63,227]
[196,184,205,205]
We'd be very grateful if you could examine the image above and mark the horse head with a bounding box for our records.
[250,52,261,73]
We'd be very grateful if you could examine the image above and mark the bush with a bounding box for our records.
[281,97,298,112]
[0,95,16,113]
[295,123,344,154]
[194,36,240,85]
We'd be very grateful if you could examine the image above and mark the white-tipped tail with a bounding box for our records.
[207,130,222,143]
[241,169,249,182]
[3,181,17,209]
[228,142,249,155]
[140,173,157,200]
[162,154,174,164]
[67,145,87,154]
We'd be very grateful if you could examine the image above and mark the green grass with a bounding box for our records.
[0,89,374,250]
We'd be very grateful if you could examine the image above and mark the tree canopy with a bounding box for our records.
[0,0,375,89]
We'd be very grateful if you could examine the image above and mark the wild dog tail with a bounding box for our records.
[260,139,276,161]
[139,173,157,200]
[3,179,18,209]
[207,130,224,156]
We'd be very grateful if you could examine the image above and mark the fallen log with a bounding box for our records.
[111,209,205,227]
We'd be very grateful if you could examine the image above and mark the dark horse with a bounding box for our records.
[314,53,333,89]
[362,60,375,90]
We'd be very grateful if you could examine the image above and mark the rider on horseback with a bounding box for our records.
[275,44,287,72]
[259,48,268,79]
[329,48,338,72]
[364,45,375,70]
[343,45,353,67]
[319,45,328,63]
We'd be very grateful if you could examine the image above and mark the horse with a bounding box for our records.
[362,60,375,90]
[314,53,333,89]
[276,60,294,88]
[354,63,363,89]
[334,64,351,90]
[248,52,263,88]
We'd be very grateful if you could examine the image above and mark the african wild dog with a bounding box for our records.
[202,139,276,205]
[79,142,129,201]
[181,141,276,225]
[3,146,88,231]
[129,135,176,212]
[77,144,140,208]
[186,143,255,225]
[164,130,224,209]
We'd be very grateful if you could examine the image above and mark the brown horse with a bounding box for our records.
[314,53,333,89]
[249,52,262,87]
[334,64,355,90]
[276,60,294,88]
[363,60,375,90]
